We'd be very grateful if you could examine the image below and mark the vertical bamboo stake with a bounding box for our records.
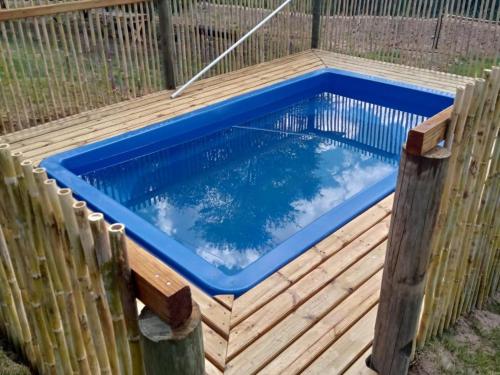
[89,212,133,375]
[58,189,112,375]
[109,223,145,375]
[0,215,35,365]
[43,179,92,375]
[74,201,121,375]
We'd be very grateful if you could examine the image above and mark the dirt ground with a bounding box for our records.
[410,292,500,375]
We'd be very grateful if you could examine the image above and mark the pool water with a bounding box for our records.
[82,92,425,275]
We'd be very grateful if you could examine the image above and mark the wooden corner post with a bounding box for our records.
[311,0,322,49]
[157,0,177,90]
[369,145,451,375]
[139,302,205,375]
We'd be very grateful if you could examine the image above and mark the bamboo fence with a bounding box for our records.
[416,66,500,347]
[317,0,500,75]
[1,0,499,134]
[0,142,145,374]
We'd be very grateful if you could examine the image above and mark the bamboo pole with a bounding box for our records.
[58,188,111,374]
[109,223,145,375]
[74,201,121,375]
[89,212,133,375]
[0,211,34,365]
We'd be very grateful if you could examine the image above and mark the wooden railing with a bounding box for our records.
[370,66,500,374]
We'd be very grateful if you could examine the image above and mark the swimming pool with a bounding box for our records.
[42,68,453,295]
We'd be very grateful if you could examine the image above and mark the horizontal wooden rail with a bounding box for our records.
[127,239,193,328]
[0,0,150,22]
[406,106,453,156]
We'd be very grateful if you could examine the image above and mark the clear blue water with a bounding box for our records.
[82,92,425,275]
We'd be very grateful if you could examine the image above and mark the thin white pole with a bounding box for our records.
[171,0,294,99]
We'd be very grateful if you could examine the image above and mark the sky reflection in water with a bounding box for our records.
[82,92,425,274]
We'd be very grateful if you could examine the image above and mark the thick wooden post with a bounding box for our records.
[369,145,451,375]
[139,303,205,375]
[311,0,322,49]
[157,0,177,90]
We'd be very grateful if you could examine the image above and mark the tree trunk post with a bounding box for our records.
[369,145,451,375]
[311,0,322,49]
[157,0,177,90]
[139,302,204,375]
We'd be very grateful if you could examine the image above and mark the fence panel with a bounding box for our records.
[0,0,313,135]
[318,0,500,76]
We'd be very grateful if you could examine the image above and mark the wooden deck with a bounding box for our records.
[1,50,472,374]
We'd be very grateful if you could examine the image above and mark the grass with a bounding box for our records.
[411,294,500,375]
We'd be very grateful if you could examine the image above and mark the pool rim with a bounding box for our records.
[41,67,454,296]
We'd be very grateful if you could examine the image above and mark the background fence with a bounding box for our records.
[370,66,499,374]
[417,66,500,347]
[1,0,499,135]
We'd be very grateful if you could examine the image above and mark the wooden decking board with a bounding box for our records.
[301,306,378,374]
[343,348,376,375]
[203,323,229,369]
[229,199,391,328]
[226,218,390,360]
[314,50,473,91]
[259,270,383,374]
[3,50,469,373]
[25,60,324,163]
[224,242,387,374]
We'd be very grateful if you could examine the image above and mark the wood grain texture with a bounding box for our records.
[406,106,453,156]
[139,304,205,375]
[371,146,451,375]
[127,240,193,328]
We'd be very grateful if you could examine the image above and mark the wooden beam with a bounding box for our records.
[0,0,149,22]
[369,146,451,375]
[127,239,193,328]
[406,106,453,156]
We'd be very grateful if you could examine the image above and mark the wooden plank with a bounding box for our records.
[128,241,231,338]
[202,323,228,370]
[230,201,391,327]
[0,0,149,22]
[260,269,383,374]
[226,221,389,361]
[213,295,234,310]
[302,306,378,374]
[127,240,192,328]
[343,348,376,375]
[204,359,223,375]
[406,106,453,156]
[225,243,386,374]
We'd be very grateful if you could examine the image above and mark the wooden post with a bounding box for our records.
[157,0,177,89]
[311,0,322,49]
[369,145,451,375]
[139,303,204,375]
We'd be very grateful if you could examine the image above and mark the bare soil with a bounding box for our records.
[410,292,500,375]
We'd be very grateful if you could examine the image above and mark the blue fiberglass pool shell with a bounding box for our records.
[42,68,453,295]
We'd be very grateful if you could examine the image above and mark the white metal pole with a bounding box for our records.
[170,0,293,99]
